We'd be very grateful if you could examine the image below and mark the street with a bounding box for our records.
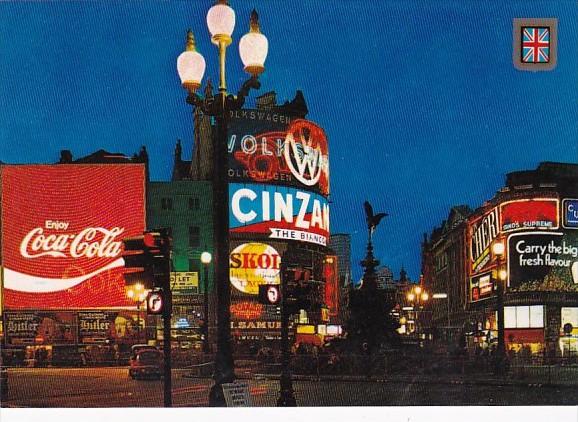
[2,367,577,407]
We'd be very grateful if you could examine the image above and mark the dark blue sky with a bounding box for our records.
[1,1,576,282]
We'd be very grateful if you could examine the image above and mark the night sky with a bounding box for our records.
[1,1,576,283]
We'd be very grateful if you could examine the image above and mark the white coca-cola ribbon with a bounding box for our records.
[4,258,124,293]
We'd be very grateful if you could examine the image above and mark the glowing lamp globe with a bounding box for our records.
[492,241,505,257]
[239,9,268,76]
[201,251,212,265]
[177,30,206,93]
[207,1,235,45]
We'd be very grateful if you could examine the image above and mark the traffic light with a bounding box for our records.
[122,230,171,289]
[284,267,314,314]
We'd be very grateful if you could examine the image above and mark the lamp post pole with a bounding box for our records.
[492,240,507,374]
[201,252,212,354]
[177,2,269,406]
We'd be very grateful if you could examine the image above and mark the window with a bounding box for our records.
[189,227,200,247]
[503,305,544,329]
[561,308,578,326]
[189,259,200,273]
[188,197,200,211]
[161,198,173,210]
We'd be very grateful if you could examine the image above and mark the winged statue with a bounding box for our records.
[364,200,388,242]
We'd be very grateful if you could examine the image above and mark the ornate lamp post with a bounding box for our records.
[127,283,148,343]
[200,251,212,354]
[407,285,429,336]
[177,0,268,406]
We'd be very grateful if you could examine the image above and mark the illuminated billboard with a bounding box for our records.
[1,164,146,309]
[469,207,499,274]
[562,199,578,229]
[469,272,494,302]
[229,242,281,295]
[500,198,558,233]
[507,231,578,291]
[228,111,329,196]
[229,183,330,246]
[323,255,339,318]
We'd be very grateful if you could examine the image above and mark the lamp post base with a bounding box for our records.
[209,383,227,407]
[277,379,297,407]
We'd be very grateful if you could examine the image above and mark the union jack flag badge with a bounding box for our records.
[522,27,549,63]
[513,18,557,71]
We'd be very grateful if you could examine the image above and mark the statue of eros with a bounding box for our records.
[363,200,388,243]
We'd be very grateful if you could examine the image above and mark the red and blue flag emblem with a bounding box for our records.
[522,27,550,63]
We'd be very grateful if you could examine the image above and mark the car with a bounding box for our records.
[129,349,163,380]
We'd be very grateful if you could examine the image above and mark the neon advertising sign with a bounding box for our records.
[1,165,146,309]
[229,183,330,246]
[228,114,329,196]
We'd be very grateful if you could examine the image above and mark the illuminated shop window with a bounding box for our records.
[561,307,578,326]
[503,305,544,329]
[529,305,544,328]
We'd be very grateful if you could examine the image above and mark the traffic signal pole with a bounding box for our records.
[277,260,296,407]
[163,287,172,407]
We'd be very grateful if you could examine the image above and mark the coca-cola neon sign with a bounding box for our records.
[20,224,124,259]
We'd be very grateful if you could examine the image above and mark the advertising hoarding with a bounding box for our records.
[228,112,329,196]
[323,255,339,317]
[229,242,281,295]
[1,164,146,309]
[469,272,494,302]
[500,198,558,233]
[229,183,330,246]
[562,199,578,229]
[4,311,77,346]
[469,208,499,274]
[170,272,199,293]
[507,231,578,290]
[78,311,144,344]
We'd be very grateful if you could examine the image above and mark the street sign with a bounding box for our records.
[147,290,164,315]
[258,284,281,305]
[222,381,251,407]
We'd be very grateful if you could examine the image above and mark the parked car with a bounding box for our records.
[129,349,163,380]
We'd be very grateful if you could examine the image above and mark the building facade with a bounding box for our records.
[422,162,578,356]
[146,181,213,350]
[0,152,148,365]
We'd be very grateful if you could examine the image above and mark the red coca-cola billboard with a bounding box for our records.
[1,164,145,309]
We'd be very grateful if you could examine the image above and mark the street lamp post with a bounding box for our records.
[407,285,429,335]
[492,240,507,374]
[201,251,212,354]
[177,1,268,406]
[127,283,148,343]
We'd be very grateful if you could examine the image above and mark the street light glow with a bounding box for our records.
[201,251,212,264]
[492,241,505,257]
[177,30,206,93]
[206,0,236,43]
[239,10,268,76]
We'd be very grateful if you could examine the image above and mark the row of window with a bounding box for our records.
[502,306,578,331]
[161,197,201,211]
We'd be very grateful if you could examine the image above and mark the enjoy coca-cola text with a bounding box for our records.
[20,226,125,259]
